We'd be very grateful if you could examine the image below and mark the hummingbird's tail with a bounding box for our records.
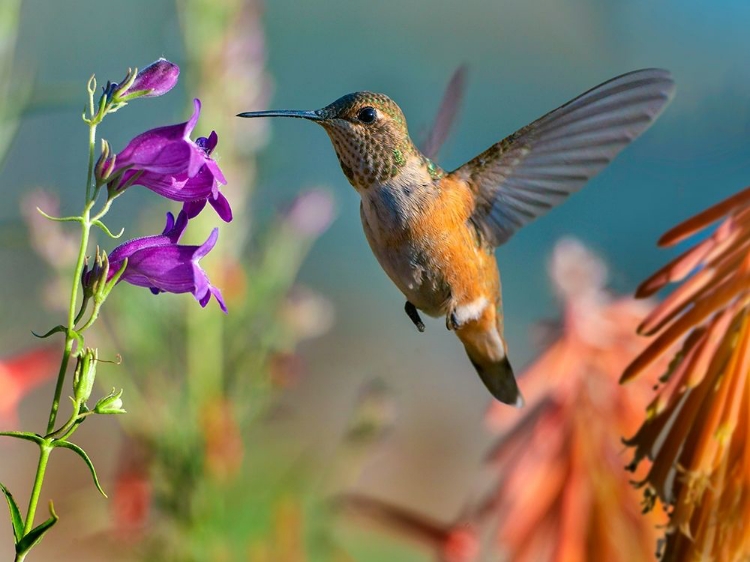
[458,325,524,407]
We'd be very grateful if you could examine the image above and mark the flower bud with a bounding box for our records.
[73,348,98,404]
[94,140,116,184]
[94,388,126,415]
[124,59,179,99]
[82,248,110,302]
[101,80,118,103]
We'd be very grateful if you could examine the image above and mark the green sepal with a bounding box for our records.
[15,501,58,555]
[119,88,151,101]
[31,324,66,339]
[92,220,124,239]
[0,482,24,544]
[118,169,143,191]
[95,89,108,121]
[0,431,44,445]
[53,441,107,497]
[93,388,126,415]
[103,257,127,297]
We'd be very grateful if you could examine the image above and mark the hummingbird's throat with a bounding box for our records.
[323,124,440,191]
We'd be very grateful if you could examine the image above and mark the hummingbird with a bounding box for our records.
[238,68,674,406]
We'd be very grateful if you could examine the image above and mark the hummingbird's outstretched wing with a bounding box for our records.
[450,68,675,247]
[421,64,468,160]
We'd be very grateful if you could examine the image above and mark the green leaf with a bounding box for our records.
[15,501,57,555]
[0,482,23,544]
[0,431,44,445]
[31,324,66,339]
[53,441,107,497]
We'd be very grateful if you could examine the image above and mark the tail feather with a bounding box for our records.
[467,353,524,407]
[459,324,525,407]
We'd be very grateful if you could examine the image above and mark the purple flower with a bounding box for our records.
[108,211,227,312]
[110,99,231,222]
[128,58,180,98]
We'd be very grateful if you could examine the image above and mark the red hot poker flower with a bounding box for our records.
[485,239,667,562]
[622,186,750,561]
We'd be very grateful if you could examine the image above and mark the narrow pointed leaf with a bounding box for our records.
[31,325,66,339]
[15,501,58,555]
[0,483,23,543]
[0,431,44,445]
[54,441,107,497]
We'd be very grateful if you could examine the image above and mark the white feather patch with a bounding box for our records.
[453,296,489,326]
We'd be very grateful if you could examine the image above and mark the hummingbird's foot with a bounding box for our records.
[446,310,460,331]
[404,301,425,333]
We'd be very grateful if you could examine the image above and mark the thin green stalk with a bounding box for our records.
[44,338,73,436]
[25,120,97,544]
[22,443,51,535]
[45,206,92,434]
[45,122,96,434]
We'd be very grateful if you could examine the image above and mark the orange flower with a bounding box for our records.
[485,239,667,562]
[622,186,750,561]
[0,347,58,426]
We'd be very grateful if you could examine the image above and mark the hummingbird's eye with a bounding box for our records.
[356,106,377,124]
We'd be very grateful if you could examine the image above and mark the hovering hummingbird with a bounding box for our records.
[238,68,674,406]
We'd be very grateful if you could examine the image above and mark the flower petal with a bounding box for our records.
[209,192,233,222]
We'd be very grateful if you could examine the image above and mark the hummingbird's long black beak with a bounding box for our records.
[236,109,324,121]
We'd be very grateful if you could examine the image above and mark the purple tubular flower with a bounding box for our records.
[110,99,231,221]
[108,211,227,312]
[128,58,180,98]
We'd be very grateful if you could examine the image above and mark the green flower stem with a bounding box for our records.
[45,196,93,435]
[24,117,99,545]
[21,443,51,536]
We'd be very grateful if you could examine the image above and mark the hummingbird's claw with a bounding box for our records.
[446,310,459,331]
[404,301,425,333]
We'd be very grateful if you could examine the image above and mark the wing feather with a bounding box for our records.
[451,68,675,247]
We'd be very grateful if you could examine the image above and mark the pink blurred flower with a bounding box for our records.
[284,189,335,237]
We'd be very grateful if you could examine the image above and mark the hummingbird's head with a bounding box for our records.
[238,92,421,190]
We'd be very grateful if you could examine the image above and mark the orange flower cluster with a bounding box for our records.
[622,186,750,560]
[485,239,667,562]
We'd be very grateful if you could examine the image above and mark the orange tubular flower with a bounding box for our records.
[622,186,750,561]
[485,239,667,562]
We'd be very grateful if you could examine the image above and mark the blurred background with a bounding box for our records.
[1,0,749,560]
